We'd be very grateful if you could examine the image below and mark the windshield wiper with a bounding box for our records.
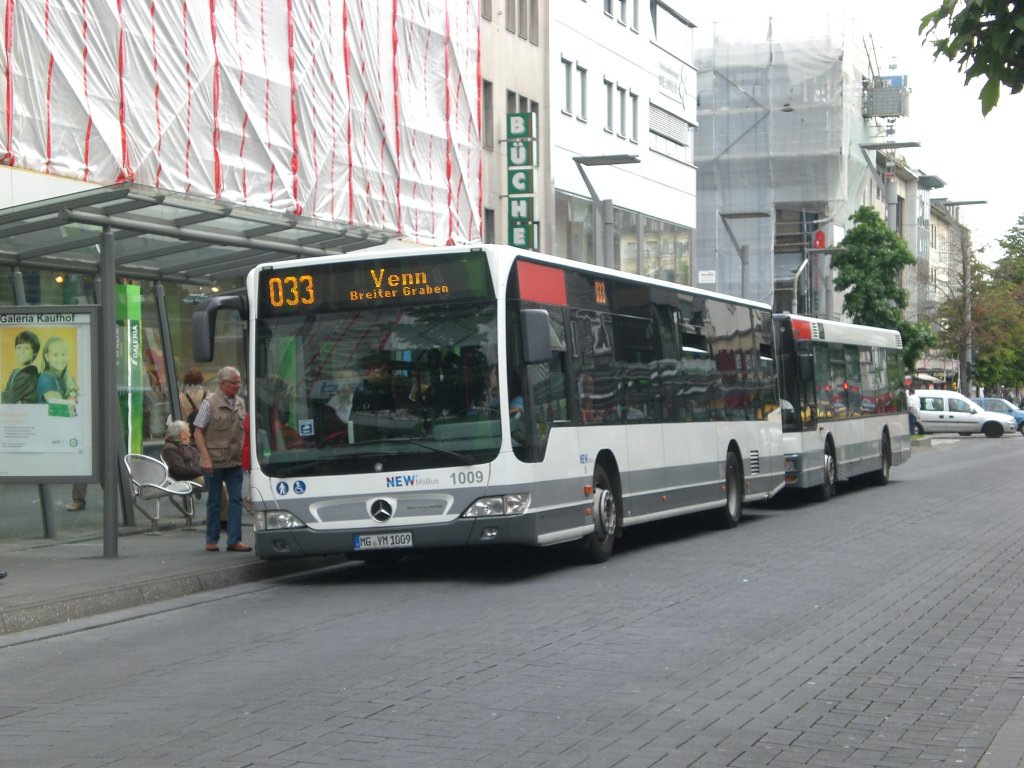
[271,457,353,478]
[377,437,477,465]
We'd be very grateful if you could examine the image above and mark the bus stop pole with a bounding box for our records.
[100,228,119,557]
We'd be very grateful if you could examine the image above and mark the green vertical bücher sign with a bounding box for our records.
[116,284,143,454]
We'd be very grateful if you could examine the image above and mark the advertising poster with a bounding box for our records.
[116,284,143,454]
[0,308,97,479]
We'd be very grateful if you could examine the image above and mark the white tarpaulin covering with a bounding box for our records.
[0,0,481,245]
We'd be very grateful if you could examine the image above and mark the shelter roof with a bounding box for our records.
[0,183,395,286]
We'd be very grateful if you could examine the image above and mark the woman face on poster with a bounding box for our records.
[39,337,77,402]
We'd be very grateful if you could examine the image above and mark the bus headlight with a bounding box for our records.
[255,510,307,531]
[462,493,531,518]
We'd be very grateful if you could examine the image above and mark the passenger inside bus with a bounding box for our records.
[351,353,395,414]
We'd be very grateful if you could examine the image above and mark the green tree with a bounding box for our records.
[833,206,935,371]
[920,1,1024,115]
[974,216,1024,390]
[933,216,1024,394]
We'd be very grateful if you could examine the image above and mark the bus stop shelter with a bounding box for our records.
[0,182,395,555]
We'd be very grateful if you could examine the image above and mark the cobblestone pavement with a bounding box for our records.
[2,436,1024,767]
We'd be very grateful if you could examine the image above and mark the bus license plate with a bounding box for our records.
[354,532,413,550]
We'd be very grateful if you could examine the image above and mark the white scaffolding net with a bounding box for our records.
[0,0,481,246]
[696,18,882,312]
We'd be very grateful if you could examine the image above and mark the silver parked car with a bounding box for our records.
[916,390,1018,437]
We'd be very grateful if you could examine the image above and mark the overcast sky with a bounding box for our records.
[691,1,1024,264]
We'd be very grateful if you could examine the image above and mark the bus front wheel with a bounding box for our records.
[580,465,618,563]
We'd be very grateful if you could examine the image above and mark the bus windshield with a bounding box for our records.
[253,300,501,477]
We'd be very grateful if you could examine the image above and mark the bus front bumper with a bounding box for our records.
[254,514,544,559]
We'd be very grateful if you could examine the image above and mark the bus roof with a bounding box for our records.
[251,243,775,313]
[778,312,903,350]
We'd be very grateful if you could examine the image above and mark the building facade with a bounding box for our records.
[694,19,929,318]
[481,0,698,282]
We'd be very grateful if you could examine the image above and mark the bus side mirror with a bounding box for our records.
[521,308,551,365]
[191,295,246,362]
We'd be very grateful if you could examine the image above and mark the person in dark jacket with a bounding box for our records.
[162,419,203,493]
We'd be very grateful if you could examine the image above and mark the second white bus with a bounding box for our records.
[773,313,911,500]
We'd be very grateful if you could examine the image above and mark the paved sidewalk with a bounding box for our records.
[0,522,346,635]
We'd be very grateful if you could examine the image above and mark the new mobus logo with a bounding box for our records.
[385,474,439,487]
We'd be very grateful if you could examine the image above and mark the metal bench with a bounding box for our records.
[122,454,200,533]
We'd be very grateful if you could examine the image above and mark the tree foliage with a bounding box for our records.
[833,206,935,371]
[974,216,1024,390]
[920,1,1024,115]
[933,214,1024,393]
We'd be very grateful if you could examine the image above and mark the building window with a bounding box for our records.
[617,0,627,25]
[604,80,614,132]
[506,90,539,138]
[481,0,492,20]
[562,59,573,115]
[506,0,538,44]
[483,80,494,150]
[617,86,627,137]
[603,0,613,15]
[577,65,588,122]
[648,103,693,163]
[630,91,638,142]
[484,208,496,244]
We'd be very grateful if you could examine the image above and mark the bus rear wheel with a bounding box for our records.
[709,451,743,529]
[870,433,891,485]
[814,443,836,502]
[580,465,618,563]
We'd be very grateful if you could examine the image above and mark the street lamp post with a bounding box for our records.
[719,211,770,299]
[572,154,639,268]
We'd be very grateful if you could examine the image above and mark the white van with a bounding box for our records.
[916,390,1017,437]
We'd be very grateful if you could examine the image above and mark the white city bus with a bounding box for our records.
[773,313,911,500]
[194,245,787,563]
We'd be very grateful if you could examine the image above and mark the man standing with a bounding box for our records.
[193,366,251,552]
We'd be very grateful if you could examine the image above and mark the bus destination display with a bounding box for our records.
[257,251,493,317]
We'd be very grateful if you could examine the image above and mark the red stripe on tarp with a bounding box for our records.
[391,0,400,230]
[475,3,482,239]
[444,6,453,246]
[115,0,132,181]
[232,0,247,201]
[2,0,15,166]
[149,0,162,187]
[81,0,91,181]
[517,261,567,306]
[208,0,221,195]
[343,0,353,223]
[44,0,52,170]
[307,4,318,213]
[260,0,274,204]
[182,0,191,191]
[286,0,301,214]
